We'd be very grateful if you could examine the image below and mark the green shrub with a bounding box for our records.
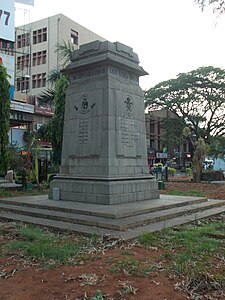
[168,167,176,176]
[201,170,224,182]
[185,167,192,176]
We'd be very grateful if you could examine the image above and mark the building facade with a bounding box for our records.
[14,13,105,134]
[145,109,191,168]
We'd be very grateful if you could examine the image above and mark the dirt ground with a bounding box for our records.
[0,245,189,300]
[162,178,225,200]
[0,181,224,300]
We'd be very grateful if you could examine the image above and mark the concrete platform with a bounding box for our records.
[0,194,225,240]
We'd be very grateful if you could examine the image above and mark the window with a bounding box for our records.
[0,39,14,55]
[17,33,30,48]
[16,77,30,92]
[32,73,46,88]
[17,54,30,69]
[71,29,78,45]
[42,50,47,64]
[37,51,42,65]
[32,75,37,88]
[32,52,37,66]
[32,50,47,66]
[33,27,47,45]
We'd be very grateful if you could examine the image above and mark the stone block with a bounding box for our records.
[52,188,60,201]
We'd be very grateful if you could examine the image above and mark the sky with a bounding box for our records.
[14,0,225,90]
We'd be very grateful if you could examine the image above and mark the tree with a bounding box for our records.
[144,66,225,144]
[36,41,74,167]
[195,0,225,13]
[51,74,69,166]
[160,116,185,153]
[183,127,210,182]
[55,41,75,68]
[0,63,11,174]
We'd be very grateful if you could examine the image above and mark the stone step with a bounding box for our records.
[0,205,225,240]
[0,195,208,219]
[0,199,224,231]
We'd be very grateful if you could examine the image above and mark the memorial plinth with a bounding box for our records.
[49,40,160,204]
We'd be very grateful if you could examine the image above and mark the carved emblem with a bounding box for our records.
[82,95,89,110]
[125,96,133,112]
[74,94,96,114]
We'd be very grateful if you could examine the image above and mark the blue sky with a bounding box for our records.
[15,0,225,90]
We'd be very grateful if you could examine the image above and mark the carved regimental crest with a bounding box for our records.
[74,94,96,114]
[125,96,134,113]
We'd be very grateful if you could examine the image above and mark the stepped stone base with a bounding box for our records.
[1,195,225,240]
[49,175,160,205]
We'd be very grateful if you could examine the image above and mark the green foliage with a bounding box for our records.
[185,167,192,176]
[55,40,75,67]
[168,167,176,173]
[6,224,103,265]
[165,190,205,197]
[18,225,45,241]
[8,224,91,264]
[0,63,11,173]
[209,135,225,157]
[51,74,69,166]
[37,88,55,107]
[139,218,225,279]
[89,290,104,300]
[35,42,74,166]
[37,123,52,143]
[138,232,159,246]
[202,170,224,182]
[193,137,210,182]
[161,117,185,151]
[7,144,24,171]
[145,66,225,144]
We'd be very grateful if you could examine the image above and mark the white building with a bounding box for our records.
[15,14,105,130]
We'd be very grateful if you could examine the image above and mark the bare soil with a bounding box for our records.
[0,181,224,300]
[162,177,225,200]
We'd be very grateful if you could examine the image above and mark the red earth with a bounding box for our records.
[0,180,224,300]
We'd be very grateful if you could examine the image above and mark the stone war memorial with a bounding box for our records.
[49,40,160,204]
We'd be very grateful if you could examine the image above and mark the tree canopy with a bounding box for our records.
[196,0,225,13]
[36,41,74,166]
[0,63,11,173]
[144,66,225,144]
[50,74,69,166]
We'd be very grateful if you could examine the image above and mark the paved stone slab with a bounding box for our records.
[0,199,224,231]
[0,194,225,240]
[0,205,224,240]
[0,194,208,218]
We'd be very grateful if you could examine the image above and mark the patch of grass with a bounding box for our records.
[138,232,159,246]
[112,256,148,277]
[0,187,48,198]
[0,189,15,197]
[165,189,205,197]
[17,225,46,241]
[119,249,133,256]
[7,224,101,265]
[139,218,225,280]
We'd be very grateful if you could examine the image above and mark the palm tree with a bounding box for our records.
[37,41,75,106]
[36,41,74,166]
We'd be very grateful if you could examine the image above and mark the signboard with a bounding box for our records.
[15,0,34,5]
[11,101,34,114]
[0,53,15,99]
[0,0,15,42]
[156,152,168,159]
[35,105,54,116]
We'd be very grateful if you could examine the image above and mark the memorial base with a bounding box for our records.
[49,175,160,205]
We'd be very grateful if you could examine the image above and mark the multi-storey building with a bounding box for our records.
[145,109,191,168]
[14,14,105,134]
